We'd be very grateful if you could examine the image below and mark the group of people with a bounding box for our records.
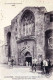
[25,61,31,66]
[41,59,51,74]
[31,59,52,74]
[8,57,52,74]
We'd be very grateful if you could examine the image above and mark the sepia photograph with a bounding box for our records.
[0,0,53,80]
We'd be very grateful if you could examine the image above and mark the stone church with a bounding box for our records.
[4,7,53,66]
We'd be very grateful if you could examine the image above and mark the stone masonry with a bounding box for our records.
[4,7,53,66]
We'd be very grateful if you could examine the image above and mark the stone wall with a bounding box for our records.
[44,12,53,63]
[4,7,53,65]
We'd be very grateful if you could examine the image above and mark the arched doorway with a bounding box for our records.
[25,51,32,66]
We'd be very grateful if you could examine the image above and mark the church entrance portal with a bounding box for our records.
[17,40,36,66]
[25,51,32,66]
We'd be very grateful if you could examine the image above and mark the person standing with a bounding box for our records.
[41,60,43,70]
[11,58,14,67]
[48,59,51,73]
[48,59,51,68]
[32,58,37,72]
[26,61,28,66]
[43,59,48,73]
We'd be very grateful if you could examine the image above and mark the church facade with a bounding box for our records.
[4,7,53,66]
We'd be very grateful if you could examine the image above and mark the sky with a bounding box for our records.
[0,0,53,42]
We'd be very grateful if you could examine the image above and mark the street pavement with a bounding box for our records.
[0,64,53,80]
